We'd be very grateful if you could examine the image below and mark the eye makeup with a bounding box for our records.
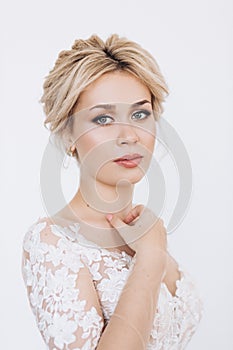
[91,109,152,126]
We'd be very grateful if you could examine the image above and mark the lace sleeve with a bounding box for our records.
[21,219,104,350]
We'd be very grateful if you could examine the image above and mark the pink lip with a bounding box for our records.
[113,154,143,168]
[114,153,143,162]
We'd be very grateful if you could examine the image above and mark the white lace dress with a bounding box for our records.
[22,217,204,350]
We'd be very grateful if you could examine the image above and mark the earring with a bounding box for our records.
[63,147,76,169]
[66,148,75,157]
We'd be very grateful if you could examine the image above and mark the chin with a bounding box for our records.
[94,161,147,186]
[98,171,145,187]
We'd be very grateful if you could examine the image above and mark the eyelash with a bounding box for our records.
[92,110,151,126]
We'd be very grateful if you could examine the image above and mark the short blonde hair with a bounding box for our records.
[40,33,169,159]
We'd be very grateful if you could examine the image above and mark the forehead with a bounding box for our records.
[75,71,151,112]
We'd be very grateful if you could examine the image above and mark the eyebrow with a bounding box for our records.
[89,99,151,111]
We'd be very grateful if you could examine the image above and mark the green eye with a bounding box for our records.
[132,110,151,120]
[92,110,151,126]
[92,115,114,126]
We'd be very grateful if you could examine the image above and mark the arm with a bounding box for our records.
[22,209,166,350]
[96,251,166,350]
[22,220,105,350]
[96,206,167,349]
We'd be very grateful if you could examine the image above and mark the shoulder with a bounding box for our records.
[21,217,93,285]
[22,216,104,269]
[22,216,58,249]
[22,216,85,258]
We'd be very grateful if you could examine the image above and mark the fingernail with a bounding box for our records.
[106,214,113,221]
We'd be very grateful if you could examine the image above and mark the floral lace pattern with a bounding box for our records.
[22,217,204,349]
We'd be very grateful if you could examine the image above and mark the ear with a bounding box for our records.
[61,127,75,151]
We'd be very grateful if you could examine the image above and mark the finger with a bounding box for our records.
[106,213,139,245]
[106,213,126,229]
[123,204,145,224]
[106,207,160,245]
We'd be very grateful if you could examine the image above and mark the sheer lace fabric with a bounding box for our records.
[22,217,203,350]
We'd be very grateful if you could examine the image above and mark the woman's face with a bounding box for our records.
[70,70,156,186]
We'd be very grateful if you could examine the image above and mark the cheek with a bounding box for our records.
[76,129,113,162]
[76,135,97,155]
[139,127,156,153]
[75,124,156,161]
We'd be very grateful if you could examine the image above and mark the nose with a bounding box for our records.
[116,123,140,145]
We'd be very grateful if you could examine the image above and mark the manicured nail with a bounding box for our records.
[106,214,113,221]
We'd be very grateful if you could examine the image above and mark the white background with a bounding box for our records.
[1,0,232,349]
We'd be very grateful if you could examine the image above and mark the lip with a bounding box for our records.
[113,153,143,162]
[113,153,143,168]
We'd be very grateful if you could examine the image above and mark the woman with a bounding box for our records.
[22,34,203,349]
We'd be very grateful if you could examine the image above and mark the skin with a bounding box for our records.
[58,70,155,227]
[55,70,180,296]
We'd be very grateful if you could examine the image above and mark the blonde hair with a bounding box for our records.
[40,33,169,160]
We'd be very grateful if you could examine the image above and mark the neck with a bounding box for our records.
[69,172,135,225]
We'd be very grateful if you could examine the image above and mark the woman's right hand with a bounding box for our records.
[105,204,167,257]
